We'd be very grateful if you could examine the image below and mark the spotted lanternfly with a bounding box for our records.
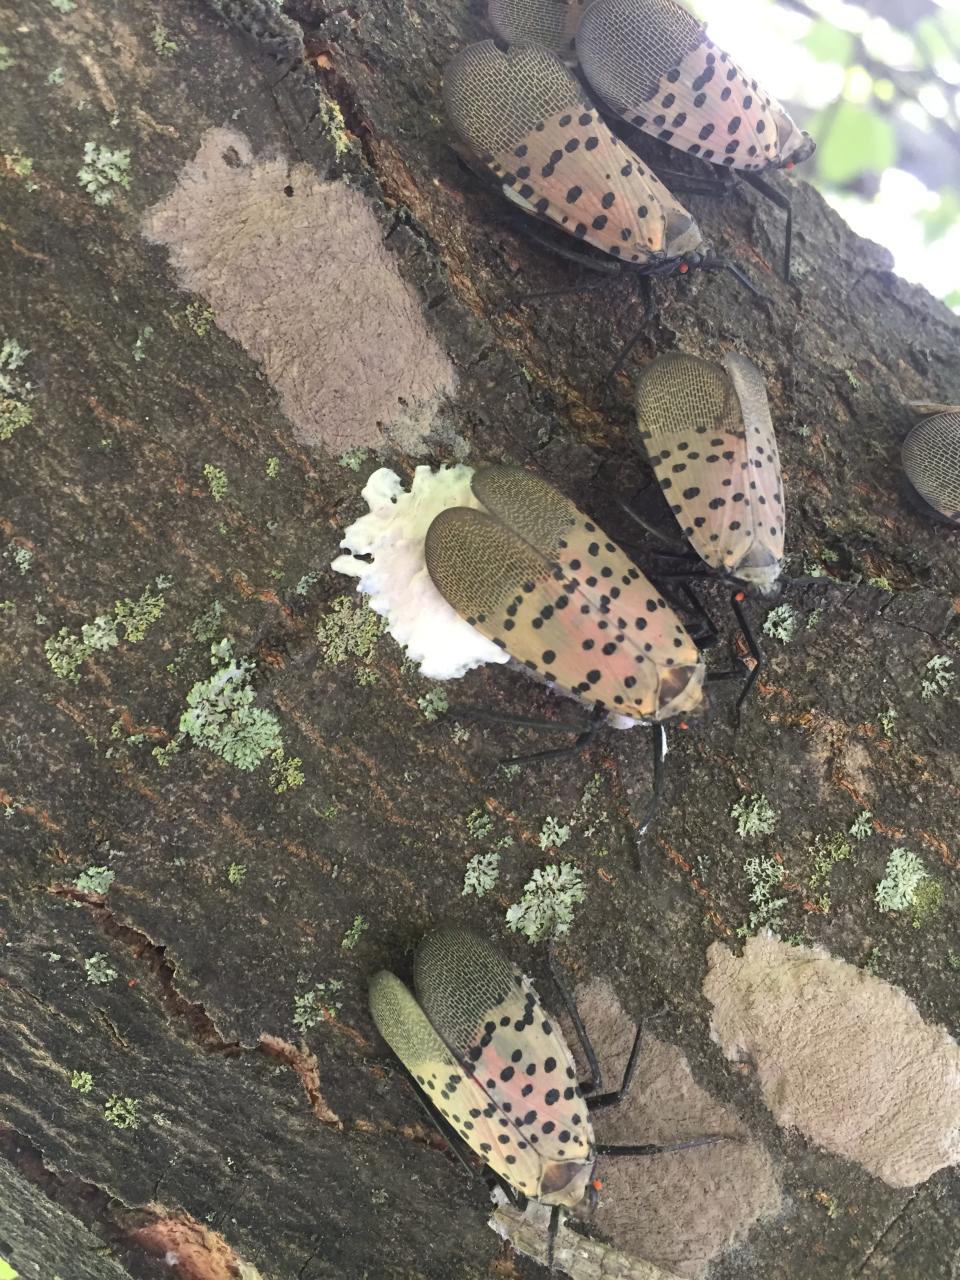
[370,927,724,1267]
[635,351,784,592]
[424,464,705,725]
[633,352,784,716]
[488,0,587,55]
[575,0,815,174]
[902,411,960,526]
[444,41,705,274]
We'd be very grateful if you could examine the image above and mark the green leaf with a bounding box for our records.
[802,19,855,65]
[918,188,960,246]
[815,100,898,185]
[942,289,960,311]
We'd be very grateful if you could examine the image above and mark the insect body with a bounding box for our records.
[488,0,587,55]
[444,41,702,272]
[902,411,960,526]
[635,351,784,592]
[370,927,596,1208]
[424,464,705,724]
[575,0,815,175]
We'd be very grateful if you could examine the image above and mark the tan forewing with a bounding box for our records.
[443,41,700,264]
[369,970,545,1198]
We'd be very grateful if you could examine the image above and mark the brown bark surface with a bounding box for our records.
[1,2,959,1278]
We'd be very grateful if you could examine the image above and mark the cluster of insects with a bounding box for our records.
[359,1,958,1272]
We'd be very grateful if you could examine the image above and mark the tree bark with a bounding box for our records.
[1,2,959,1278]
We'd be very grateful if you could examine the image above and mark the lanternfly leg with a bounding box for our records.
[605,277,655,381]
[618,497,690,552]
[546,946,603,1094]
[741,170,794,283]
[595,1135,730,1157]
[586,1024,645,1110]
[546,1204,561,1271]
[500,703,607,766]
[730,589,765,724]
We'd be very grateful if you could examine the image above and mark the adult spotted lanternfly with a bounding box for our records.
[488,0,587,55]
[632,351,785,715]
[443,41,761,293]
[424,464,705,820]
[574,0,816,278]
[901,410,960,527]
[370,927,725,1268]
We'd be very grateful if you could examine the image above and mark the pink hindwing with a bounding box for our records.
[576,0,815,172]
[635,351,785,591]
[443,41,702,265]
[424,465,705,722]
[488,0,588,54]
[370,928,596,1208]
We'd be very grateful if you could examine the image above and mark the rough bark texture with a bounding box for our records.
[1,1,959,1279]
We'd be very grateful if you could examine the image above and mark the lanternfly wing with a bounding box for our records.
[369,968,545,1198]
[443,41,701,265]
[902,412,960,525]
[635,351,785,590]
[424,465,704,721]
[414,928,595,1208]
[488,0,587,54]
[576,0,815,172]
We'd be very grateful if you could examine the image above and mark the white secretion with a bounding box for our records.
[331,465,511,681]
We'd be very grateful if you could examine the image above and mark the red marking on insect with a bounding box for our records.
[734,591,746,603]
[128,978,139,987]
[591,1177,604,1192]
[679,720,689,730]
[678,262,690,274]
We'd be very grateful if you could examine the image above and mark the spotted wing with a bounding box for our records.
[370,969,546,1198]
[414,928,594,1192]
[488,0,587,54]
[576,0,814,172]
[443,41,701,265]
[425,465,704,722]
[635,351,784,588]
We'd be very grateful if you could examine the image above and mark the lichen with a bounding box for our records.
[875,848,930,913]
[4,544,32,575]
[316,595,384,684]
[538,816,572,851]
[104,1096,140,1129]
[45,584,167,680]
[738,856,788,936]
[77,141,131,206]
[920,655,955,701]
[185,300,215,336]
[150,20,178,55]
[466,807,495,841]
[84,953,118,985]
[909,878,944,929]
[762,604,797,643]
[808,833,852,889]
[849,810,873,840]
[189,599,224,644]
[417,689,448,721]
[338,446,368,471]
[132,324,153,362]
[74,866,114,894]
[227,862,246,886]
[463,850,501,897]
[0,47,14,71]
[316,95,352,158]
[70,1070,93,1093]
[176,639,283,771]
[731,794,777,838]
[340,915,368,950]
[293,980,343,1032]
[114,586,165,643]
[0,336,34,443]
[265,455,280,478]
[505,863,585,943]
[203,463,229,502]
[269,747,304,793]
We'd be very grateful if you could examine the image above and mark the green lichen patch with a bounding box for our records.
[466,807,495,841]
[227,862,246,886]
[151,20,178,55]
[269,747,304,793]
[417,689,448,720]
[293,980,343,1032]
[849,810,873,840]
[74,865,114,894]
[920,655,955,701]
[505,863,585,943]
[45,583,167,680]
[875,848,932,914]
[762,604,798,644]
[203,463,229,502]
[808,833,853,890]
[114,586,165,643]
[538,816,571,851]
[70,1069,93,1093]
[184,301,215,336]
[0,336,34,443]
[317,96,352,159]
[316,595,385,686]
[103,1096,140,1129]
[0,47,14,71]
[132,325,153,363]
[77,142,131,206]
[175,639,283,771]
[265,455,280,478]
[337,446,368,471]
[738,855,788,936]
[731,793,777,838]
[3,543,32,575]
[84,953,118,985]
[462,850,501,897]
[340,915,368,951]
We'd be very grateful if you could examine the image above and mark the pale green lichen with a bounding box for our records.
[114,587,165,643]
[466,807,495,841]
[808,833,852,890]
[227,862,246,886]
[3,544,32,575]
[763,604,797,643]
[47,66,65,85]
[265,455,280,478]
[203,463,228,502]
[418,689,448,720]
[849,810,873,840]
[84,953,118,985]
[293,980,343,1032]
[920,655,955,701]
[176,639,283,771]
[463,850,501,897]
[189,600,224,644]
[185,301,215,336]
[3,149,33,179]
[70,1069,93,1093]
[50,0,77,11]
[77,141,131,205]
[341,914,368,950]
[738,855,788,937]
[875,848,930,913]
[450,722,470,744]
[316,595,384,685]
[867,575,892,591]
[104,1096,140,1129]
[538,816,571,851]
[0,47,14,71]
[338,446,369,471]
[132,325,153,362]
[909,878,944,929]
[74,865,114,894]
[45,584,167,680]
[317,96,352,158]
[269,747,304,794]
[0,337,33,443]
[878,706,898,737]
[506,862,585,943]
[731,793,777,838]
[151,20,178,55]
